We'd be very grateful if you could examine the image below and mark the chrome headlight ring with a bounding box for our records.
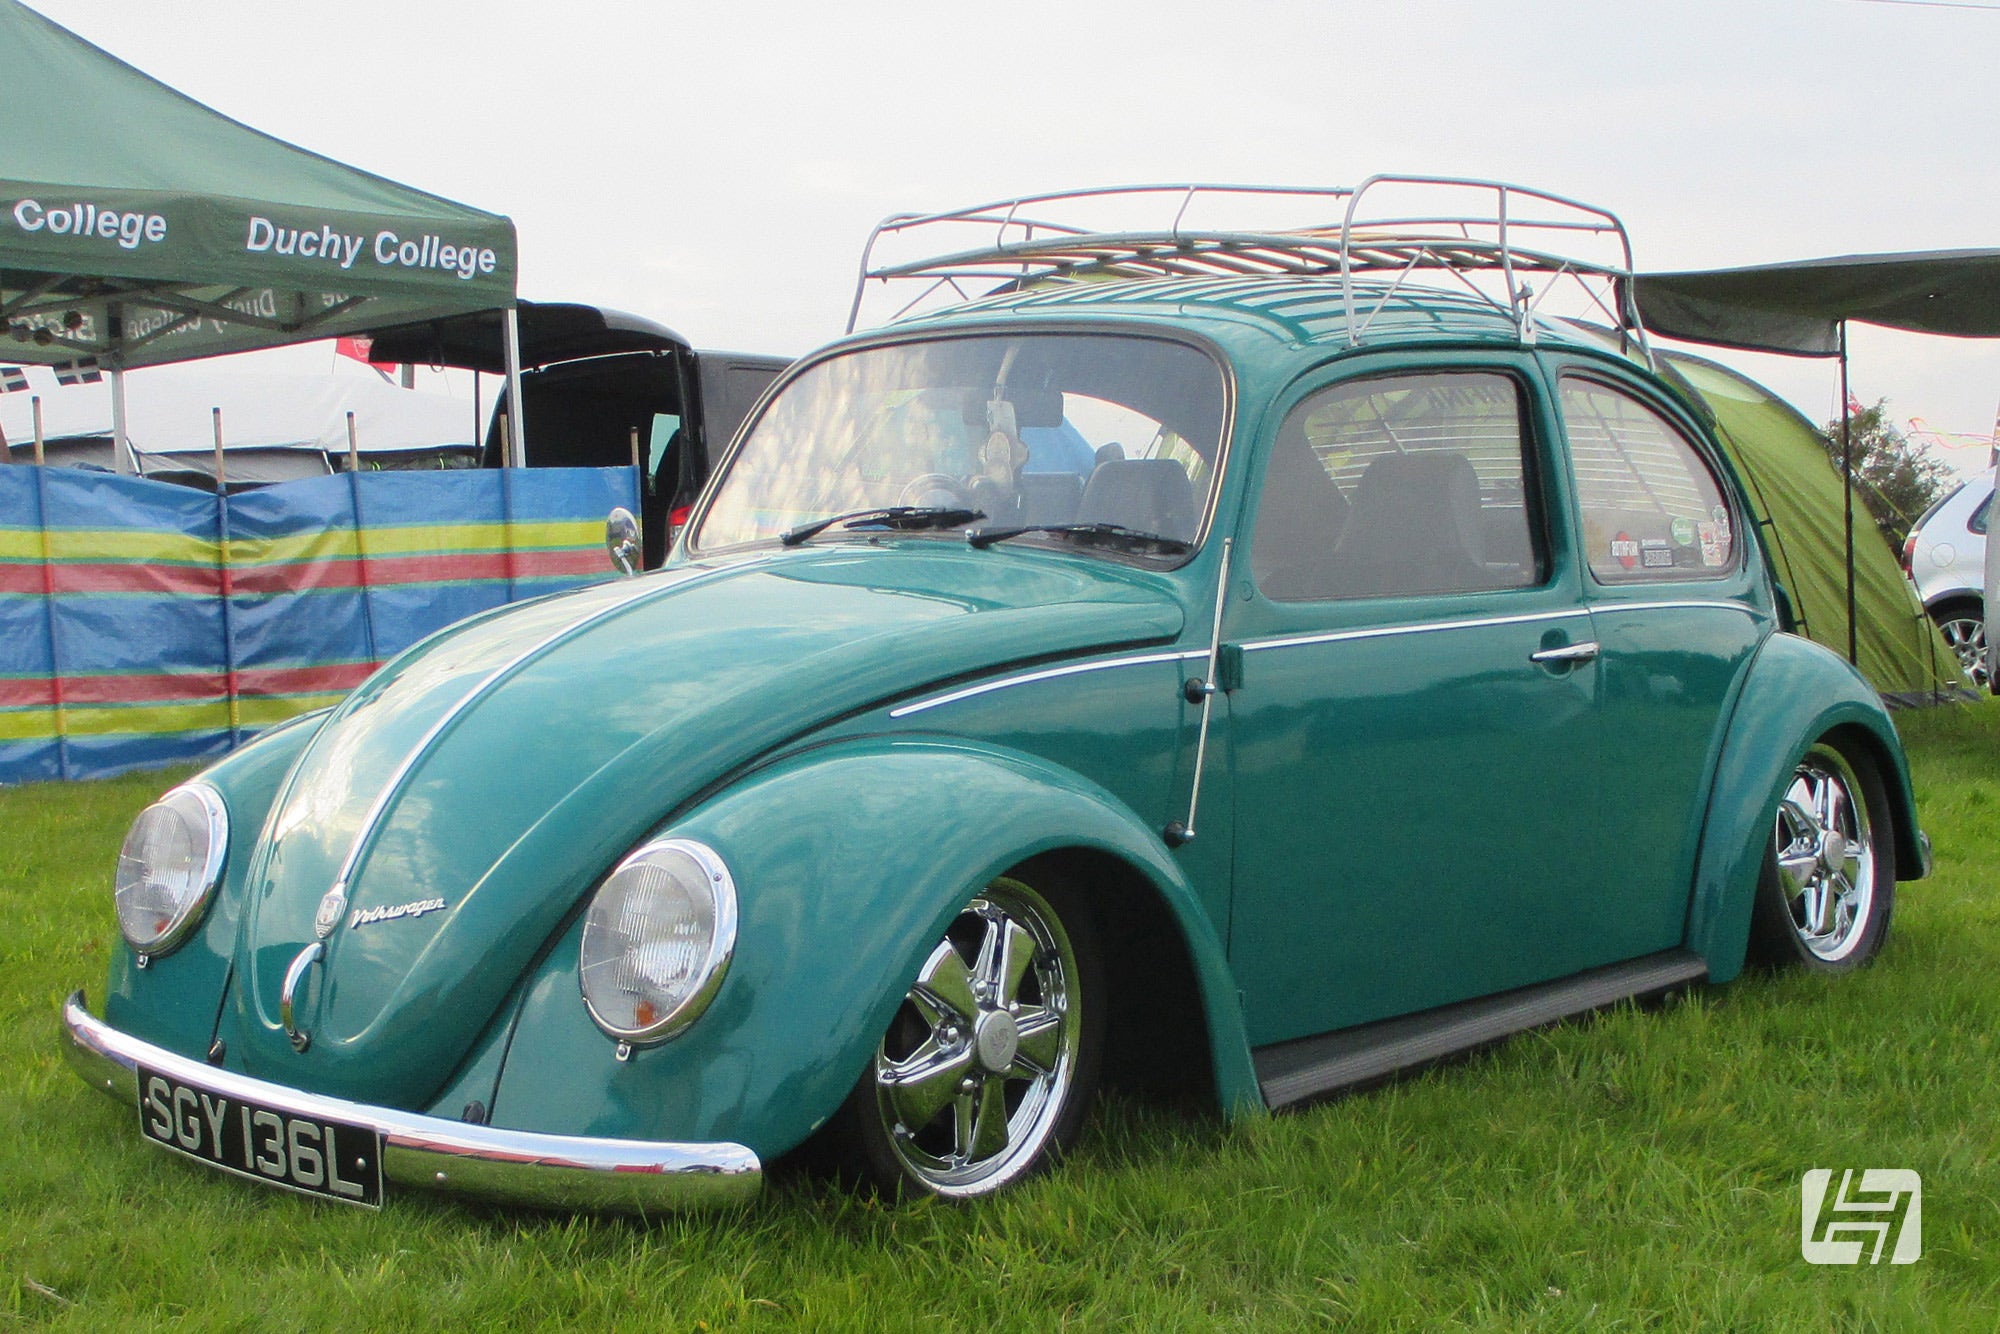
[113,782,229,961]
[578,837,738,1048]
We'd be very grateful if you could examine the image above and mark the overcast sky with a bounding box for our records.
[22,0,2000,468]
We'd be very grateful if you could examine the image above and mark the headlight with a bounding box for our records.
[114,783,228,959]
[579,838,737,1045]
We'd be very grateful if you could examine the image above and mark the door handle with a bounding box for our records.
[1530,640,1600,665]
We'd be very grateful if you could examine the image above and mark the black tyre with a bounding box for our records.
[1929,600,1988,692]
[833,872,1103,1199]
[1748,742,1895,971]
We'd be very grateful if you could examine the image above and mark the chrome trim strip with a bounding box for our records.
[1240,607,1587,654]
[887,647,1204,718]
[62,992,761,1214]
[1241,599,1756,655]
[888,599,1759,717]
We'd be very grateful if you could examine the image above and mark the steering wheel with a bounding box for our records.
[898,473,973,507]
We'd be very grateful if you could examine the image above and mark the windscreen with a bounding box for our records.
[694,333,1227,554]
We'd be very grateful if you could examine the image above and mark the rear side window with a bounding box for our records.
[1560,378,1736,583]
[1250,371,1544,601]
[1970,491,1990,536]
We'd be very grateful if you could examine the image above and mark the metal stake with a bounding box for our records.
[502,305,528,468]
[211,407,226,490]
[32,395,45,467]
[346,411,360,473]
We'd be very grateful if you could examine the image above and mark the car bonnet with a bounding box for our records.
[223,544,1184,1106]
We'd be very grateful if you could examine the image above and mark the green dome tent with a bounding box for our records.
[1661,350,1963,705]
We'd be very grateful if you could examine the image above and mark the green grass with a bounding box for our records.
[6,706,2000,1331]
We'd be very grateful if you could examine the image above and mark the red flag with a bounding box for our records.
[1844,391,1866,416]
[335,336,398,373]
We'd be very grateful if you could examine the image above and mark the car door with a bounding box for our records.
[1224,357,1608,1047]
[1551,369,1769,956]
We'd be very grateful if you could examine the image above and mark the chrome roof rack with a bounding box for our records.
[846,175,1653,365]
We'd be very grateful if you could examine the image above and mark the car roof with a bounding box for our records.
[892,273,1622,364]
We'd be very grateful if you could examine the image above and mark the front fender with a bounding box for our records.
[485,735,1259,1160]
[101,709,330,1056]
[1686,633,1924,984]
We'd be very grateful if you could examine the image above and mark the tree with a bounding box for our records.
[1817,398,1956,549]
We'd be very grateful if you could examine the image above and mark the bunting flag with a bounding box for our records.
[0,367,28,393]
[0,464,636,783]
[53,358,102,386]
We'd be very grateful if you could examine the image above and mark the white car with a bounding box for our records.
[1903,468,1992,690]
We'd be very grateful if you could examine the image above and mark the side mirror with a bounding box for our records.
[605,507,641,577]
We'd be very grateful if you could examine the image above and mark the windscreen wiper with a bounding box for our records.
[780,506,986,547]
[966,522,1192,554]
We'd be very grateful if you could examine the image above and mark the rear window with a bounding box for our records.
[1560,378,1737,583]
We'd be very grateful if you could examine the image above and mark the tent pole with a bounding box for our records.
[1840,322,1857,667]
[502,305,527,468]
[110,366,133,475]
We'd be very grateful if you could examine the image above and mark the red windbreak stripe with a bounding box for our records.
[230,548,608,594]
[0,662,379,709]
[51,564,223,596]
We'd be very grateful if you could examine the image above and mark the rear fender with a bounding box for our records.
[1687,634,1924,983]
[486,736,1261,1159]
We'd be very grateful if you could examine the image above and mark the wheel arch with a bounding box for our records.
[1685,633,1925,985]
[488,734,1262,1161]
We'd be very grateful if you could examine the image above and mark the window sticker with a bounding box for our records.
[1610,532,1640,569]
[1670,516,1696,547]
[1698,521,1727,568]
[1641,539,1675,569]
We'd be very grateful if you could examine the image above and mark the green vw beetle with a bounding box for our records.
[63,179,1928,1210]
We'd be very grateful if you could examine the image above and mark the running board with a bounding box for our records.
[1253,949,1708,1110]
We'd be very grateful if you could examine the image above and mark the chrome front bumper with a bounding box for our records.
[62,991,761,1213]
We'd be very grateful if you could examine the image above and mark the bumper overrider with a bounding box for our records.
[62,992,761,1213]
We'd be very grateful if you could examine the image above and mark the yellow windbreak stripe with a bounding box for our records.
[0,529,220,565]
[0,691,343,741]
[225,521,603,566]
[0,522,600,567]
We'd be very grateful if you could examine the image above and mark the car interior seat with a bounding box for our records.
[1075,458,1198,541]
[1329,451,1492,596]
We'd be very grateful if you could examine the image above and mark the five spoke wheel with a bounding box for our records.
[1754,742,1892,970]
[848,875,1098,1199]
[1937,612,1988,691]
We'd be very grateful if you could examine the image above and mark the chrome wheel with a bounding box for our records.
[1938,612,1988,689]
[1772,746,1878,963]
[870,878,1083,1197]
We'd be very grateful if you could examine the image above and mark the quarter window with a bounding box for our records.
[1560,378,1736,583]
[1250,371,1544,601]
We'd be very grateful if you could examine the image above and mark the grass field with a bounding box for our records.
[5,704,1998,1331]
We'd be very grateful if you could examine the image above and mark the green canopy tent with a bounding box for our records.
[0,0,527,470]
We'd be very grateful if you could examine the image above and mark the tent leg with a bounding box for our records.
[110,366,134,476]
[1840,322,1857,668]
[502,306,527,469]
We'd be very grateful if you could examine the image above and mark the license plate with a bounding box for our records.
[136,1064,383,1208]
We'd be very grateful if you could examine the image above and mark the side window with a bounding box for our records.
[1250,371,1544,601]
[1970,491,1990,537]
[1560,378,1736,583]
